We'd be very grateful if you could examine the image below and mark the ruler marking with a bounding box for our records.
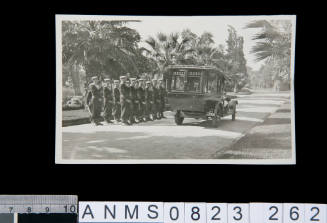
[0,195,78,214]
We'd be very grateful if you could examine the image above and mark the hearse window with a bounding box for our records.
[171,75,185,91]
[203,74,209,93]
[208,81,217,93]
[166,78,171,91]
[186,76,201,92]
[207,73,218,93]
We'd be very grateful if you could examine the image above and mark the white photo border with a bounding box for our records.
[55,14,297,165]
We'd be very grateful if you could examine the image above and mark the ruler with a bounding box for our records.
[0,195,78,214]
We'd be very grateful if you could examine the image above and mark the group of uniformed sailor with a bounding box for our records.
[86,75,166,126]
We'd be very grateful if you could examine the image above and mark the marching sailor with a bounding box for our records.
[119,76,130,125]
[129,78,137,123]
[125,79,133,125]
[88,76,103,126]
[151,79,159,120]
[133,79,142,122]
[158,78,167,118]
[103,78,113,124]
[144,80,152,121]
[112,80,121,123]
[137,79,145,122]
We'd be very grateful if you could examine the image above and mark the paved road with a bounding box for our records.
[61,91,292,160]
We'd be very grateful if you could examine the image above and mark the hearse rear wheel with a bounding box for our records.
[175,111,184,125]
[212,103,221,127]
[212,116,220,127]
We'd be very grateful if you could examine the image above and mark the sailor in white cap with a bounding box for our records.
[134,79,142,122]
[120,75,127,83]
[112,80,121,123]
[151,79,159,120]
[129,78,138,123]
[119,76,130,125]
[144,80,153,121]
[137,79,146,121]
[88,75,103,125]
[158,78,166,118]
[102,78,113,124]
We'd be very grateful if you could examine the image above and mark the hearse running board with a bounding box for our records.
[180,110,205,118]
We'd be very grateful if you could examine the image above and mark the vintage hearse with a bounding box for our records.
[164,65,238,126]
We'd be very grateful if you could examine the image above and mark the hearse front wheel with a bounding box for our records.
[175,111,184,125]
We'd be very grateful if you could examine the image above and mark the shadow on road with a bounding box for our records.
[180,118,263,133]
[214,115,292,159]
[61,91,293,161]
[63,131,233,160]
[275,109,291,113]
[238,103,282,107]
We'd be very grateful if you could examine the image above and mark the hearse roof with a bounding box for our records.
[167,65,217,70]
[166,64,233,81]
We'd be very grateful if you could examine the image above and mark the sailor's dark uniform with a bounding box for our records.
[144,86,152,120]
[120,83,130,123]
[103,86,113,122]
[129,85,137,122]
[152,86,159,119]
[136,86,144,120]
[88,83,103,124]
[112,87,121,121]
[159,85,166,118]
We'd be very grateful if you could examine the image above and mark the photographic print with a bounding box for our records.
[55,15,296,164]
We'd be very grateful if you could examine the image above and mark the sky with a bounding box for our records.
[58,15,296,71]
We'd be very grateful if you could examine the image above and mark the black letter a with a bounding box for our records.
[82,204,94,219]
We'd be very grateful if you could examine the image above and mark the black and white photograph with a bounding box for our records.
[55,15,296,164]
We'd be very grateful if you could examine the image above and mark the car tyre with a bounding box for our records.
[212,116,220,127]
[175,117,184,125]
[175,111,184,125]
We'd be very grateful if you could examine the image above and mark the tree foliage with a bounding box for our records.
[62,20,252,95]
[225,26,248,91]
[142,31,196,76]
[245,20,292,83]
[144,27,249,91]
[62,20,156,80]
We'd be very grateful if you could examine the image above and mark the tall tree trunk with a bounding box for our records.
[70,62,82,96]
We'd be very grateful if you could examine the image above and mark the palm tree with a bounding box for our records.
[62,20,141,95]
[245,20,292,87]
[142,31,195,77]
[191,32,221,66]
